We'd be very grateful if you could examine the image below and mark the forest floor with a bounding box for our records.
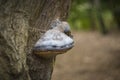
[52,31,120,80]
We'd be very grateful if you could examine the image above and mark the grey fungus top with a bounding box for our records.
[33,19,74,58]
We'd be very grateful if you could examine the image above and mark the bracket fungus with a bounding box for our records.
[33,19,74,58]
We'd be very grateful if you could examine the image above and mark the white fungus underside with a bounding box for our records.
[35,30,73,47]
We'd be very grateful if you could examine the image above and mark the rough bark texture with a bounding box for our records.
[0,0,71,80]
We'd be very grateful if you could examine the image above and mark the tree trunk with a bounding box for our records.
[113,8,120,29]
[0,0,71,80]
[89,0,96,30]
[94,0,108,34]
[109,0,120,30]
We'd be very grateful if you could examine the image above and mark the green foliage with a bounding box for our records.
[68,0,118,31]
[68,1,92,30]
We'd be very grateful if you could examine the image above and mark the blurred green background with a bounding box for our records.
[68,0,120,34]
[52,1,120,80]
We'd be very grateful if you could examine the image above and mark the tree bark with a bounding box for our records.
[0,0,71,80]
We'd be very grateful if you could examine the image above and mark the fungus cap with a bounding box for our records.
[33,29,74,58]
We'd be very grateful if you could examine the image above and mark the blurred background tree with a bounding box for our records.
[68,0,120,34]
